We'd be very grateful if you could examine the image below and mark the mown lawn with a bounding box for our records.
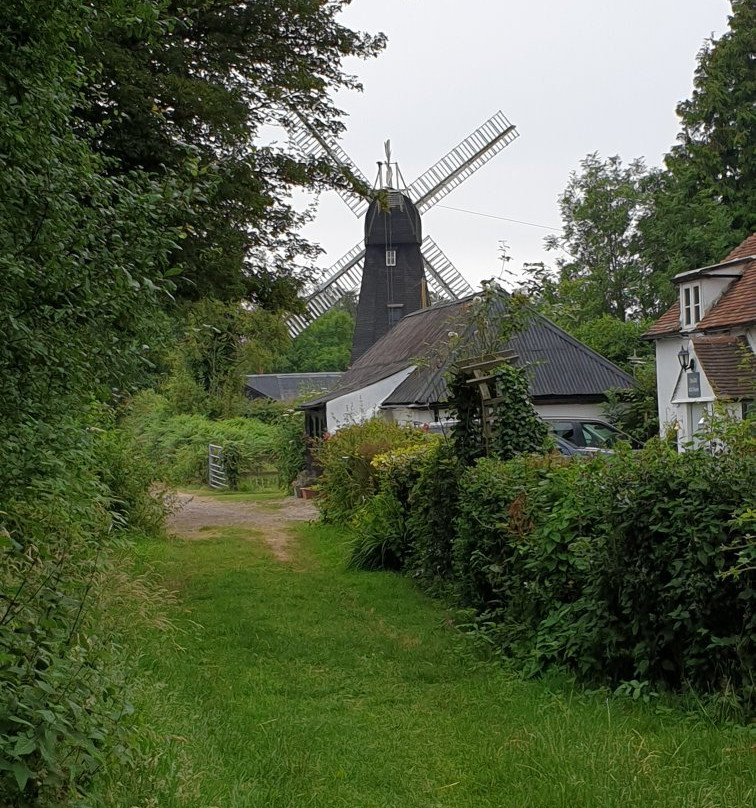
[96,515,754,808]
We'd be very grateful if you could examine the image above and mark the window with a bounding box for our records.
[682,284,701,327]
[548,421,576,443]
[385,249,396,267]
[387,303,403,327]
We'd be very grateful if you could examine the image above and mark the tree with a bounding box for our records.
[640,1,755,281]
[1,3,195,803]
[665,0,755,240]
[0,0,187,495]
[544,154,657,322]
[570,315,653,373]
[165,300,291,417]
[79,1,386,310]
[278,307,355,372]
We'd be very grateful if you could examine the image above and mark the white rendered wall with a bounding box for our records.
[654,336,718,445]
[533,402,606,420]
[325,366,416,433]
[384,406,454,427]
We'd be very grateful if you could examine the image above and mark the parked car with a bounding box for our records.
[542,416,639,451]
[414,419,459,436]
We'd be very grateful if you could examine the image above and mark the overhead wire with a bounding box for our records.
[437,204,560,231]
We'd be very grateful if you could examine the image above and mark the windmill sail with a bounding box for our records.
[408,111,518,214]
[288,112,371,218]
[421,237,475,301]
[286,241,365,337]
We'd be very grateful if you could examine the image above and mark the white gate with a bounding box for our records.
[208,444,228,489]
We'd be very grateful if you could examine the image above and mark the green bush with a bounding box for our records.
[313,420,437,525]
[348,491,408,571]
[405,441,464,584]
[348,442,436,570]
[450,442,756,704]
[0,406,166,806]
[353,413,755,707]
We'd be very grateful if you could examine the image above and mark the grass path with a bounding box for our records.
[98,492,754,807]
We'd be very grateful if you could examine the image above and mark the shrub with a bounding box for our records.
[313,420,436,525]
[356,412,755,707]
[0,405,166,806]
[273,410,307,492]
[406,441,463,583]
[348,442,436,570]
[348,491,408,571]
[450,442,756,704]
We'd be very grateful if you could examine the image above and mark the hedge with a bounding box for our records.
[326,420,755,707]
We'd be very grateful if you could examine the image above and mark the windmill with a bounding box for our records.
[288,110,519,361]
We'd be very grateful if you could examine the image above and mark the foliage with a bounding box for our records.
[79,0,386,309]
[348,491,408,571]
[0,0,187,501]
[544,154,658,322]
[569,315,653,372]
[653,0,755,269]
[164,299,290,419]
[348,443,436,571]
[405,441,464,584]
[277,308,355,372]
[445,286,546,465]
[312,420,437,525]
[123,391,280,486]
[448,366,486,466]
[449,362,548,466]
[602,362,659,443]
[0,406,166,807]
[0,3,186,803]
[344,409,755,707]
[272,410,308,493]
[489,364,550,461]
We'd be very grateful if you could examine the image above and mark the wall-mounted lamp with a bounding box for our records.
[677,341,695,372]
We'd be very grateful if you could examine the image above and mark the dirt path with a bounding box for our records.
[166,492,317,562]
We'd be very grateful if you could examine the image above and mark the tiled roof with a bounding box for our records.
[693,335,756,399]
[645,234,756,338]
[644,301,680,338]
[697,258,756,330]
[722,233,756,263]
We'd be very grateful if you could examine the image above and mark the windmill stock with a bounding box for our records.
[288,110,519,361]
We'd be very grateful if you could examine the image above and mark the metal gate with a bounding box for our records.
[208,444,228,489]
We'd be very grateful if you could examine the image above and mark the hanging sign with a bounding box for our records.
[687,371,701,398]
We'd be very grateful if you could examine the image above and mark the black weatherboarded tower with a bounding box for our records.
[287,110,519,362]
[352,190,424,362]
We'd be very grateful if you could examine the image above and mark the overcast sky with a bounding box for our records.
[294,0,731,291]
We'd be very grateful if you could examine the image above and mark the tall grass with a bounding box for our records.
[94,517,754,808]
[123,390,280,485]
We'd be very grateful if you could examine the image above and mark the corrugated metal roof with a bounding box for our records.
[301,295,634,409]
[245,373,343,401]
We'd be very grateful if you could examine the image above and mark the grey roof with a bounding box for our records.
[244,373,343,401]
[300,295,634,409]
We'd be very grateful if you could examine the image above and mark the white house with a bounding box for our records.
[300,293,635,437]
[644,234,756,447]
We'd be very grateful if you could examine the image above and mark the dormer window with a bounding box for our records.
[385,249,396,267]
[682,284,701,327]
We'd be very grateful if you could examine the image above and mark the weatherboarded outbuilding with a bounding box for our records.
[299,294,634,436]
